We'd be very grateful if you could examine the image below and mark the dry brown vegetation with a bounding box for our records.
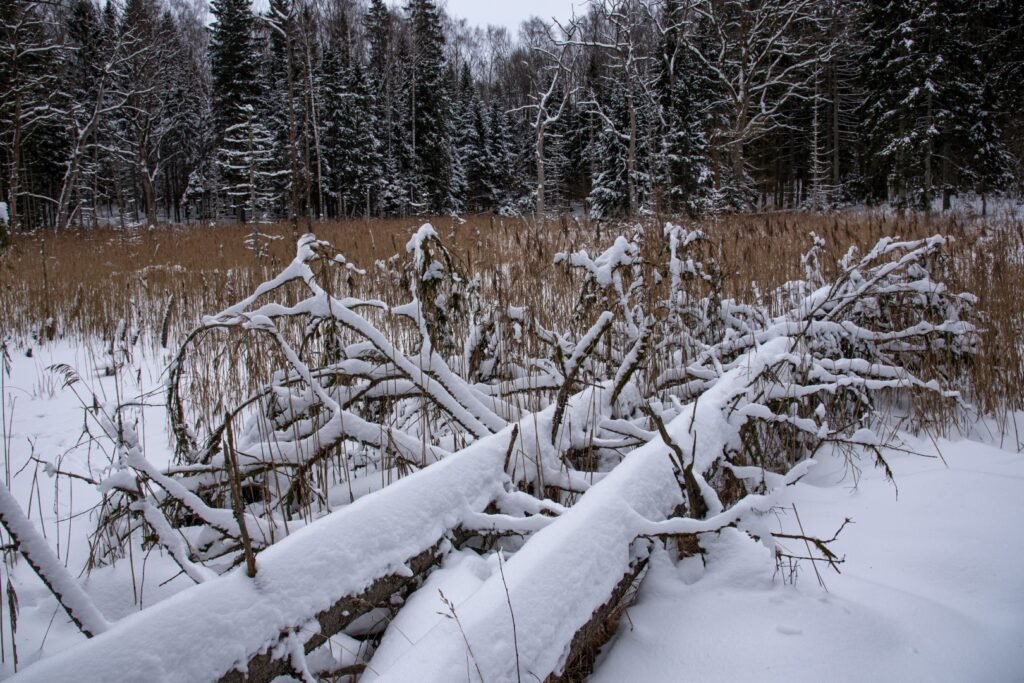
[1,210,1021,422]
[2,210,1021,682]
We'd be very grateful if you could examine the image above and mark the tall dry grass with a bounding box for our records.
[1,210,1020,424]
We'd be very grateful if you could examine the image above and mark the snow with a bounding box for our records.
[363,340,817,681]
[1,300,1022,681]
[365,422,683,682]
[593,437,1024,683]
[555,236,639,288]
[363,550,496,677]
[0,481,110,637]
[7,413,512,682]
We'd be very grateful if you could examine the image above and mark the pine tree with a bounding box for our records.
[406,0,455,214]
[655,0,713,216]
[858,0,1012,209]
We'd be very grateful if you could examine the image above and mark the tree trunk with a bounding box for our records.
[141,165,158,226]
[8,92,22,232]
[627,83,637,216]
[284,21,301,240]
[923,90,934,212]
[304,35,324,222]
[536,124,546,222]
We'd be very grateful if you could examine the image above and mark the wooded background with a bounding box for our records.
[1,0,1021,232]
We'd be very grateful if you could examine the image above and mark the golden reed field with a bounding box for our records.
[1,211,1021,425]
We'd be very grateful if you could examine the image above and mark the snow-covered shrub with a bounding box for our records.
[78,224,975,576]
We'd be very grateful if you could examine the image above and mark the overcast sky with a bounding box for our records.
[242,2,584,35]
[441,0,585,33]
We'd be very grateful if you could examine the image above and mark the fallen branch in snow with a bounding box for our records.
[773,509,852,588]
[549,556,650,683]
[0,482,109,638]
[12,422,511,683]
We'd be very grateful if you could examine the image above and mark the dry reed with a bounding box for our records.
[1,210,1020,424]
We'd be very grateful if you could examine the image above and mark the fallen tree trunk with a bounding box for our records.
[10,425,513,683]
[14,373,619,683]
[363,412,685,682]
[218,545,441,683]
[364,341,794,682]
[547,557,650,683]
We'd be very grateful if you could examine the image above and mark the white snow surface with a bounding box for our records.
[1,341,1022,682]
[594,436,1024,683]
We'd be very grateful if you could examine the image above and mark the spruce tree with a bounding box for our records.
[406,0,454,214]
[219,103,282,227]
[462,97,492,212]
[586,79,655,219]
[323,35,383,218]
[209,0,258,133]
[486,101,523,213]
[655,0,713,216]
[380,36,417,214]
[209,0,260,220]
[858,0,1012,208]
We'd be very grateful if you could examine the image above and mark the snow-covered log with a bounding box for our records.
[10,425,514,683]
[363,419,684,682]
[364,339,807,682]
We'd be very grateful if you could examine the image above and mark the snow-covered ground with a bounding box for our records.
[0,340,1022,681]
[595,434,1024,683]
[0,340,191,676]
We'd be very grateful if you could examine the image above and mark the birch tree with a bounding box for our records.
[513,18,580,221]
[680,0,825,206]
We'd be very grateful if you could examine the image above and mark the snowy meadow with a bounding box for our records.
[3,0,1024,676]
[0,211,1022,682]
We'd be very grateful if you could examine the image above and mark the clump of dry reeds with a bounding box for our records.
[0,210,1020,423]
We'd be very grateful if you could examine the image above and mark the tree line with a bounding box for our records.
[1,0,1021,231]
